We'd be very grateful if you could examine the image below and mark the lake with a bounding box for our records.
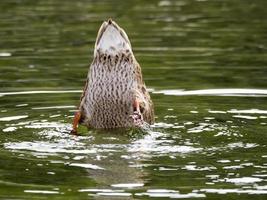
[0,0,267,199]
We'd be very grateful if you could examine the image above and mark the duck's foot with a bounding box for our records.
[71,111,81,135]
[130,111,144,127]
[131,99,144,127]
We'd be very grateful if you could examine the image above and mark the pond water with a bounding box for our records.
[1,0,267,199]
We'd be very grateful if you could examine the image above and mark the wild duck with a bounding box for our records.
[71,19,154,133]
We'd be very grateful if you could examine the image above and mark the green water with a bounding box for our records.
[1,0,267,199]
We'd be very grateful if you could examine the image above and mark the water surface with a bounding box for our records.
[1,0,267,199]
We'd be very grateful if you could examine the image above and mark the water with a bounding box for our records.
[1,0,267,199]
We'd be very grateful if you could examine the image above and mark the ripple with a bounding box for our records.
[225,177,263,185]
[1,88,267,98]
[208,110,227,114]
[128,131,201,156]
[129,144,201,155]
[69,163,104,170]
[111,183,144,188]
[183,165,216,171]
[228,109,267,114]
[200,188,267,195]
[0,52,11,57]
[154,88,267,97]
[96,192,132,197]
[136,189,206,198]
[78,188,132,197]
[0,115,28,121]
[152,122,176,128]
[32,105,76,110]
[217,160,231,163]
[158,0,171,7]
[79,188,208,198]
[79,189,124,193]
[24,122,67,129]
[4,141,97,154]
[232,115,258,120]
[24,190,59,194]
[0,90,82,97]
[227,142,258,149]
[2,127,17,132]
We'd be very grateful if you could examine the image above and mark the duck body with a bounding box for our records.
[72,19,154,130]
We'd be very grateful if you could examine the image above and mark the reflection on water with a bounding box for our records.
[1,0,267,199]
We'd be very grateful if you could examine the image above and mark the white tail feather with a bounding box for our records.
[94,20,131,56]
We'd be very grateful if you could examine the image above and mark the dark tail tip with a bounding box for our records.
[108,18,112,24]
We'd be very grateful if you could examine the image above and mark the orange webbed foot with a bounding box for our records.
[71,111,81,135]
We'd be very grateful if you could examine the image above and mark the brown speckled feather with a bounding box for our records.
[78,19,154,129]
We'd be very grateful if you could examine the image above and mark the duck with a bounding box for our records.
[71,19,154,133]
